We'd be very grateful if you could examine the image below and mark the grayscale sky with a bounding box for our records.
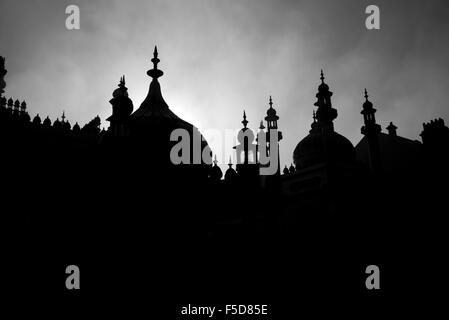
[1,0,448,169]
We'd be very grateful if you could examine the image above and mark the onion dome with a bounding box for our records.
[318,70,329,92]
[293,71,355,169]
[266,96,278,118]
[289,163,295,174]
[131,46,188,126]
[224,156,237,181]
[73,122,81,132]
[64,120,71,131]
[129,46,211,168]
[43,116,51,127]
[265,96,279,129]
[20,100,26,112]
[14,99,20,110]
[360,89,381,136]
[283,165,289,175]
[210,155,223,180]
[32,114,42,125]
[106,75,133,122]
[53,118,62,129]
[7,97,13,108]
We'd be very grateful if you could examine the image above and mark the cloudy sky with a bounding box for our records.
[1,0,448,169]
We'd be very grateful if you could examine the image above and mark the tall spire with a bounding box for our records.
[320,69,325,83]
[147,46,164,80]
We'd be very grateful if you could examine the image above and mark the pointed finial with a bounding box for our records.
[320,69,325,83]
[213,154,218,166]
[242,110,248,128]
[152,46,160,69]
[269,95,273,108]
[364,88,369,101]
[147,45,164,79]
[119,75,126,87]
[228,156,233,167]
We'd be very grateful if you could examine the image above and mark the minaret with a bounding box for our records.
[361,89,382,171]
[106,75,133,136]
[314,70,337,131]
[234,110,257,177]
[264,96,283,176]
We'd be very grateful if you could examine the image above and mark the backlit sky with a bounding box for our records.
[1,0,448,169]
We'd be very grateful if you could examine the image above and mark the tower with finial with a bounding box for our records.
[314,70,337,130]
[361,89,382,171]
[263,96,283,176]
[234,110,258,177]
[106,75,133,136]
[293,70,355,170]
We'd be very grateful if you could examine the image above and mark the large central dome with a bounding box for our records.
[293,129,355,169]
[293,71,355,169]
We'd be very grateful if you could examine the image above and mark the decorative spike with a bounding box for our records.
[320,69,325,83]
[364,88,369,100]
[228,156,233,167]
[213,154,218,166]
[269,95,273,108]
[242,110,248,128]
[147,45,163,79]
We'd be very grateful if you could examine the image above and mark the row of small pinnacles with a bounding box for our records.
[0,98,102,135]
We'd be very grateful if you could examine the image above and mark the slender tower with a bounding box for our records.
[263,96,282,176]
[361,89,382,171]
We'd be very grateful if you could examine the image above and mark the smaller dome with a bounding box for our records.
[73,122,81,132]
[43,116,51,127]
[112,87,128,99]
[267,107,277,118]
[210,164,223,180]
[318,82,329,92]
[362,99,373,110]
[33,114,41,124]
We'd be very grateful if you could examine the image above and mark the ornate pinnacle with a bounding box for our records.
[242,110,248,128]
[147,46,164,79]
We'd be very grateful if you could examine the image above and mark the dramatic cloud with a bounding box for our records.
[1,0,448,169]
